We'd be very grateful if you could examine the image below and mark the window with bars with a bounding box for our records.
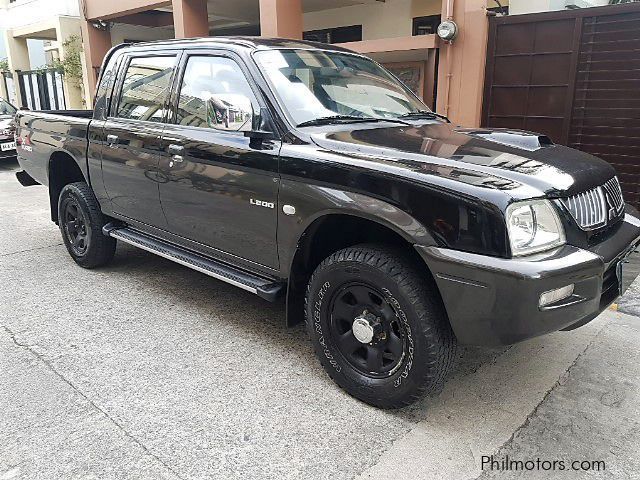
[303,25,362,44]
[412,15,441,36]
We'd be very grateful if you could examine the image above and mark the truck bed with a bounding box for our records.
[15,109,93,187]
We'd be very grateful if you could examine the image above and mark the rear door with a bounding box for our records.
[158,51,281,269]
[100,53,179,227]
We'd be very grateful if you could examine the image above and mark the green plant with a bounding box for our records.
[0,58,9,73]
[51,35,83,86]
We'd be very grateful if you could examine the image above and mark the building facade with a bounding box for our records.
[0,0,85,109]
[78,0,501,126]
[2,0,631,125]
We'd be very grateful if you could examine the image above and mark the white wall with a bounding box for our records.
[0,0,79,30]
[110,24,174,47]
[303,0,414,40]
[26,38,46,68]
[0,28,6,60]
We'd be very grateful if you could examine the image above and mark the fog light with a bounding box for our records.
[539,284,574,308]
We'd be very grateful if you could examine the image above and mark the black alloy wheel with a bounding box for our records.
[305,244,457,408]
[62,197,90,256]
[58,182,116,268]
[329,282,407,378]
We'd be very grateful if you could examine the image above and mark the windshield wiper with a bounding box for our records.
[399,110,450,122]
[297,115,372,127]
[297,115,410,127]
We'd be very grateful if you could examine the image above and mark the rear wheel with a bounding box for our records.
[58,182,116,268]
[305,244,456,408]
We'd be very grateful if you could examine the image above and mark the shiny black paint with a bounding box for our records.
[99,118,169,228]
[158,124,281,269]
[155,48,282,269]
[13,37,640,346]
[418,205,640,346]
[12,37,626,267]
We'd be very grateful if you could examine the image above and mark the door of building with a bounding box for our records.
[483,3,640,207]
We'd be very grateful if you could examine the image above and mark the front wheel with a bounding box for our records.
[58,182,116,268]
[305,244,456,408]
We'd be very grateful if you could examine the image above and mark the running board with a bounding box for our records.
[103,224,284,302]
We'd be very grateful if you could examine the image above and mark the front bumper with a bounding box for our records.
[417,205,640,346]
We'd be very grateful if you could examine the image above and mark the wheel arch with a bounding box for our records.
[47,150,87,224]
[285,211,437,327]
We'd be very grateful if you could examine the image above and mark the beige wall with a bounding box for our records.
[411,0,443,17]
[303,0,414,40]
[84,0,170,21]
[109,23,174,45]
[3,15,85,109]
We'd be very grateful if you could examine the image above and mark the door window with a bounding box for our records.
[116,56,176,122]
[176,56,258,132]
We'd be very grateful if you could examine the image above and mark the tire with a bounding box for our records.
[58,182,116,269]
[305,244,456,408]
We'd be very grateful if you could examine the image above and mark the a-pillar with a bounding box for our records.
[259,0,303,39]
[172,0,209,39]
[3,31,30,108]
[80,19,112,105]
[436,0,489,127]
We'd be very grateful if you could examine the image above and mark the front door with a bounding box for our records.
[158,53,281,269]
[100,54,178,227]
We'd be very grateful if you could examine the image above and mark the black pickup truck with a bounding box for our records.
[14,38,640,408]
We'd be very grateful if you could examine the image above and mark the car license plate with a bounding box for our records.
[617,246,640,296]
[1,141,16,152]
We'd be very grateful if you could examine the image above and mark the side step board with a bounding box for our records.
[103,225,285,302]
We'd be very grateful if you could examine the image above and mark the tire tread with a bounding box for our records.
[58,181,116,268]
[305,243,456,408]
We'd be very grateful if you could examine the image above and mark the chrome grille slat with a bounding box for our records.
[561,176,624,231]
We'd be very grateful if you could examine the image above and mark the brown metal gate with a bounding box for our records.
[483,3,640,207]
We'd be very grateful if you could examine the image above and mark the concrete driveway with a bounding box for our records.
[1,159,639,480]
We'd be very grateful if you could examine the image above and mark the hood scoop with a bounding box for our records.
[457,128,554,152]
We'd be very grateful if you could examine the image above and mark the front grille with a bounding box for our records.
[561,176,625,231]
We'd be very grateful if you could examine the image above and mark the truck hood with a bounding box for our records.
[310,121,616,198]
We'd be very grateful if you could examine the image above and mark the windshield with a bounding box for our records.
[253,49,428,126]
[0,99,17,116]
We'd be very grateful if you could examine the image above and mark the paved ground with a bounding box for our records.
[1,158,640,480]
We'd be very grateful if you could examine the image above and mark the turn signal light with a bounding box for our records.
[539,284,574,308]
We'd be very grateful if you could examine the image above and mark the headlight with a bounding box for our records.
[506,200,565,256]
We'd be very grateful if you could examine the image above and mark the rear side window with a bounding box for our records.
[116,56,176,122]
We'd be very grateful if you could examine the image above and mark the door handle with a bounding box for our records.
[106,134,118,147]
[168,144,184,167]
[168,143,184,155]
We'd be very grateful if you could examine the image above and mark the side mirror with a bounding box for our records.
[244,107,276,140]
[206,94,254,132]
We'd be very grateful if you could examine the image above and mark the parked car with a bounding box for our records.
[0,98,17,160]
[13,38,640,408]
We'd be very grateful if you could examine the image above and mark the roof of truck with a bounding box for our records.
[121,36,357,54]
